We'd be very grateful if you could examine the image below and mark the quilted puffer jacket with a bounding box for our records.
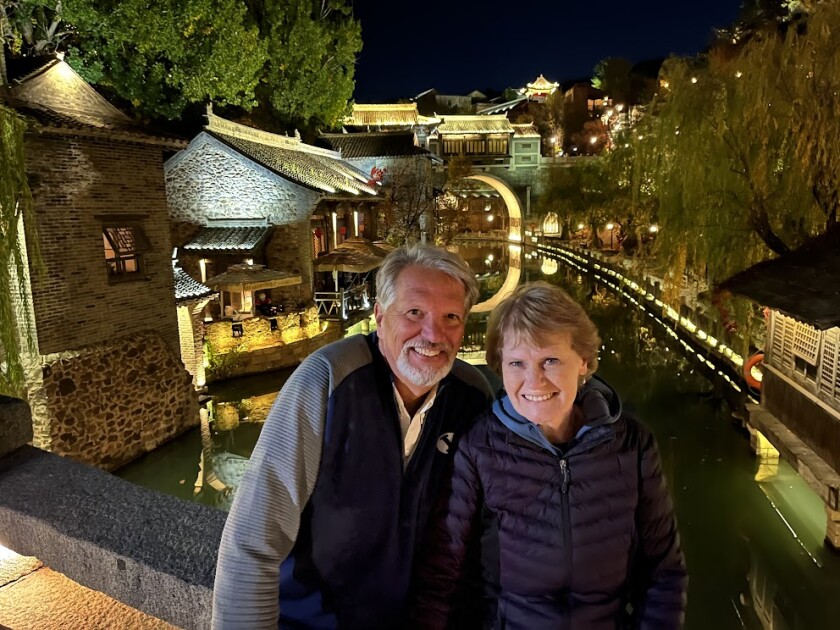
[410,376,687,630]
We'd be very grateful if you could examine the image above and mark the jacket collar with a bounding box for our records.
[492,375,622,456]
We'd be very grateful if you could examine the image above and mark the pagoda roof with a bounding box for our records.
[525,74,559,94]
[345,103,439,127]
[434,115,514,135]
[718,231,840,330]
[173,263,214,302]
[182,225,272,255]
[206,113,377,196]
[317,131,430,159]
[512,123,541,138]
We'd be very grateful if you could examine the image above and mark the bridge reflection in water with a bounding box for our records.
[116,242,840,629]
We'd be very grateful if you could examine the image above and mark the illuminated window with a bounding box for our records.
[102,225,150,279]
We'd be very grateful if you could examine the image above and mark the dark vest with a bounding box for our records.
[280,334,490,629]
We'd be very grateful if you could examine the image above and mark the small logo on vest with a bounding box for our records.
[436,432,455,454]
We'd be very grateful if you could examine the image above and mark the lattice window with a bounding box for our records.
[793,320,820,365]
[102,224,150,279]
[769,312,784,366]
[819,328,839,399]
[780,315,795,370]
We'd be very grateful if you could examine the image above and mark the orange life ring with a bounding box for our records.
[743,352,764,390]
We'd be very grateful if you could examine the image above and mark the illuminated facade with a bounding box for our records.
[3,58,198,469]
[522,74,559,101]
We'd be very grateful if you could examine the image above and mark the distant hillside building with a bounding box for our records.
[522,74,559,101]
[412,88,488,116]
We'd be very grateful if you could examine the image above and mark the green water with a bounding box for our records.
[116,243,840,628]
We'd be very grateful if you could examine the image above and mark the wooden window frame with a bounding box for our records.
[102,223,151,282]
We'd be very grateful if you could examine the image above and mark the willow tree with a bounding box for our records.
[541,159,612,247]
[0,106,39,397]
[598,131,658,255]
[778,2,840,230]
[632,44,820,288]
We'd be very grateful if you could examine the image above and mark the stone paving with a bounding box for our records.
[0,550,176,630]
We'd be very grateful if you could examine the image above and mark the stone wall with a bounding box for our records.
[177,301,210,387]
[265,223,313,301]
[206,318,340,382]
[0,446,225,630]
[23,132,181,357]
[165,133,322,300]
[165,133,320,226]
[35,332,199,470]
[205,307,319,353]
[0,396,32,458]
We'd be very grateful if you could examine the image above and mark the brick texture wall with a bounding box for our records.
[24,132,180,357]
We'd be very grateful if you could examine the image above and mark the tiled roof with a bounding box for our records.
[345,104,438,127]
[718,232,840,330]
[206,114,377,196]
[8,59,185,146]
[435,115,514,135]
[12,104,186,147]
[317,131,429,158]
[477,96,527,116]
[512,123,541,138]
[526,74,559,93]
[173,264,213,302]
[182,226,271,254]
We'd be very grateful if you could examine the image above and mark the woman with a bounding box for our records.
[411,282,687,629]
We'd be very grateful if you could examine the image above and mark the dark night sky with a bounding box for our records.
[352,0,743,102]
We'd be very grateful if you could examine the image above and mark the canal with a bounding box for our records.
[116,242,840,629]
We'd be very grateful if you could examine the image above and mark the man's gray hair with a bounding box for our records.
[375,245,479,314]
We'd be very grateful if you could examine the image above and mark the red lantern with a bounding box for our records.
[314,228,322,237]
[339,226,347,236]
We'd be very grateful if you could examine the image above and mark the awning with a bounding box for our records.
[182,226,271,255]
[336,236,391,258]
[206,264,301,292]
[314,249,382,274]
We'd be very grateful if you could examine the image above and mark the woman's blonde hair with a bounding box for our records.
[485,281,600,383]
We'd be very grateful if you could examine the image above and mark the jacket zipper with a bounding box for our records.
[559,458,572,594]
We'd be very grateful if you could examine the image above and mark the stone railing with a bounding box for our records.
[0,398,224,629]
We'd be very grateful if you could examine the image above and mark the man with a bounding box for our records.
[212,245,492,629]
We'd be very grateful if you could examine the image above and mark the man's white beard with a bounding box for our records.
[396,341,455,388]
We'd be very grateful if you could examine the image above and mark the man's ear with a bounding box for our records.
[374,302,383,327]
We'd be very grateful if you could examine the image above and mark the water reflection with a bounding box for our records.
[115,244,840,629]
